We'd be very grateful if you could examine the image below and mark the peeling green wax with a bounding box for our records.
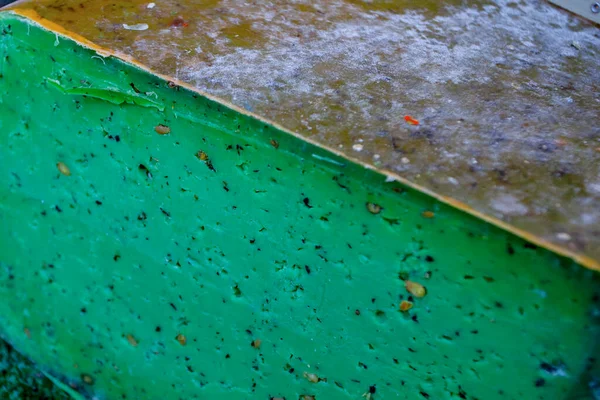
[0,14,599,400]
[45,78,165,111]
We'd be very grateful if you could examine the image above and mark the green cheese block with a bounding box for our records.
[0,12,599,400]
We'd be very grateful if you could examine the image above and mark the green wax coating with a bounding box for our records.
[0,14,599,400]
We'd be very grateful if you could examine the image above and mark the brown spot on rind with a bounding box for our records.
[176,333,187,346]
[366,202,382,214]
[155,124,171,135]
[303,372,320,383]
[399,300,413,312]
[196,150,208,161]
[126,334,138,347]
[57,162,71,176]
[405,280,427,298]
[421,210,435,218]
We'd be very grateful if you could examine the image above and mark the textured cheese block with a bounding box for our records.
[0,12,599,400]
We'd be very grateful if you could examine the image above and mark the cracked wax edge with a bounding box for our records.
[3,7,598,273]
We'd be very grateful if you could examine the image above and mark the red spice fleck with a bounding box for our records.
[404,115,420,126]
[170,16,189,28]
